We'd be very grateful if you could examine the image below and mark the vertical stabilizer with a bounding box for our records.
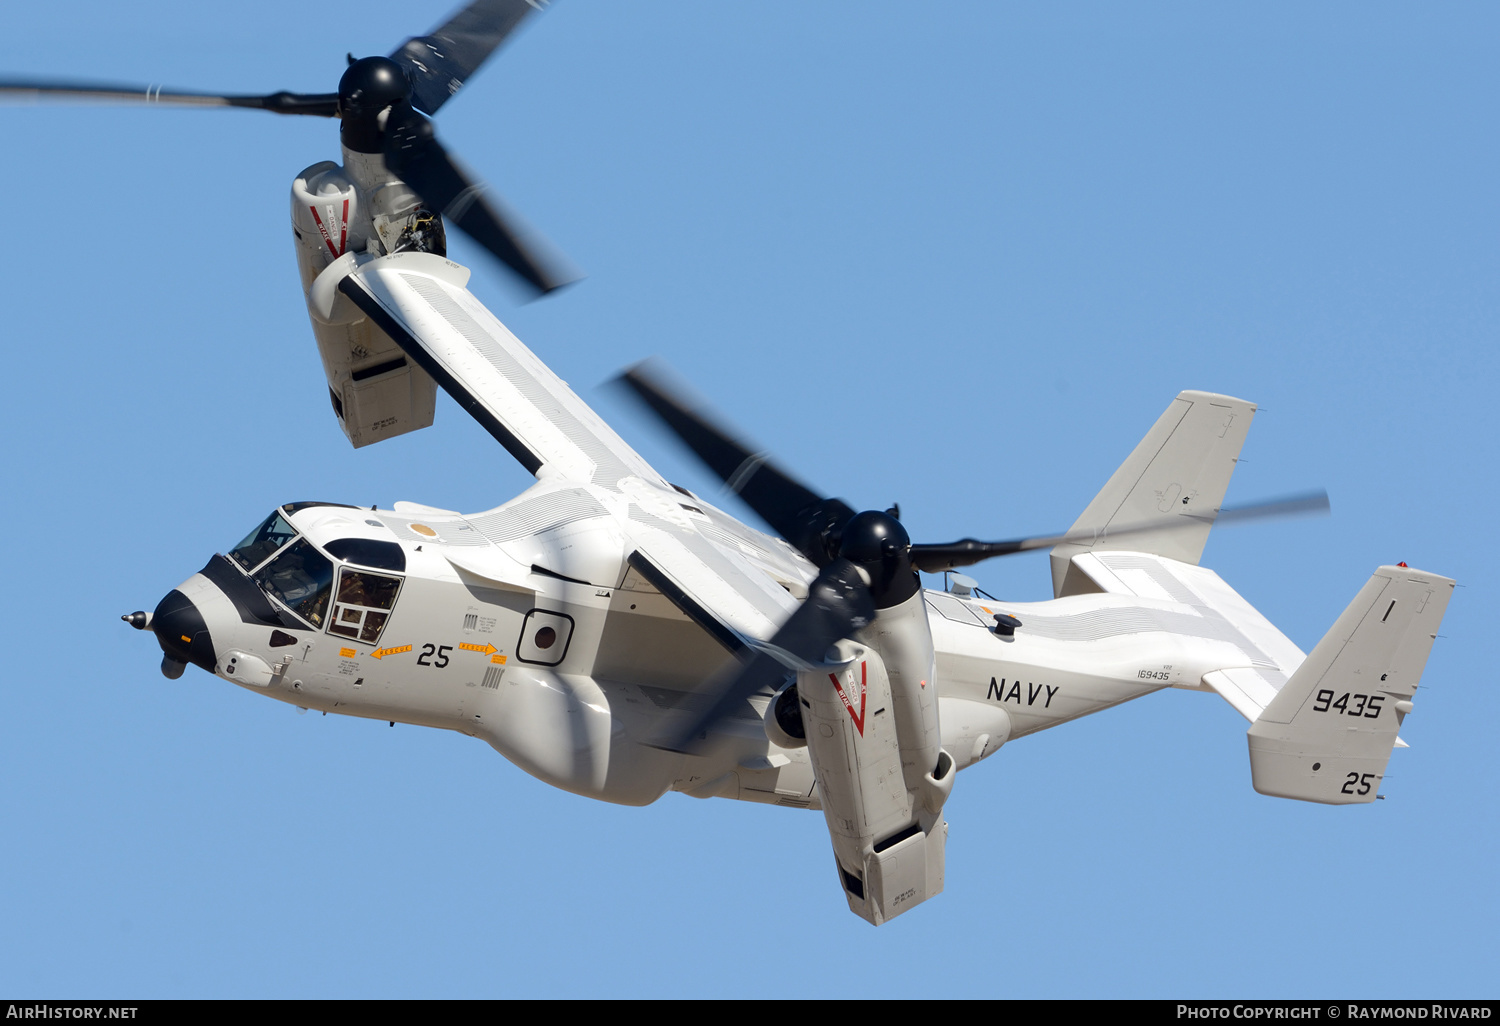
[1247,565,1454,804]
[1050,391,1255,597]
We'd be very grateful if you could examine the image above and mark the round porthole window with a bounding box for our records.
[517,609,574,666]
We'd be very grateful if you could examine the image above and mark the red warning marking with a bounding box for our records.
[828,660,868,736]
[309,203,347,259]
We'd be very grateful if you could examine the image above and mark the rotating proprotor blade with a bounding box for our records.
[907,490,1331,573]
[621,360,1331,578]
[619,364,924,747]
[382,101,575,294]
[618,362,856,566]
[391,0,546,116]
[659,558,876,753]
[0,0,574,297]
[659,508,923,751]
[366,0,573,292]
[0,79,338,116]
[0,0,541,118]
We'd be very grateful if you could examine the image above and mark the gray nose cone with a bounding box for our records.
[151,589,216,675]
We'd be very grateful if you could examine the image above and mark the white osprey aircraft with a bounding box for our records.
[8,2,1454,926]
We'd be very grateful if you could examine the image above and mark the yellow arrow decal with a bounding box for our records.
[370,644,413,660]
[459,642,497,655]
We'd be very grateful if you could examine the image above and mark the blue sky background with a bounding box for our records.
[1,0,1495,998]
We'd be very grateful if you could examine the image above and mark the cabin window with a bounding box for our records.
[230,511,297,572]
[252,539,335,628]
[327,568,403,645]
[516,609,574,666]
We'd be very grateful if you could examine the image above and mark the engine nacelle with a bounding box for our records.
[854,587,942,800]
[292,161,439,449]
[799,643,947,926]
[292,161,363,288]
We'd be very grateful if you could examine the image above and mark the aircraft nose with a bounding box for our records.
[151,589,217,678]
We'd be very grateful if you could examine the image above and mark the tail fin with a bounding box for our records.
[1050,391,1256,597]
[1247,565,1455,804]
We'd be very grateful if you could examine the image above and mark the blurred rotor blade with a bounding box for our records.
[661,558,875,753]
[391,0,549,115]
[1212,490,1330,525]
[617,361,856,566]
[909,490,1330,573]
[0,78,338,116]
[383,102,575,294]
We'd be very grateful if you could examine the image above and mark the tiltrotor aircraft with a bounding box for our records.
[7,2,1455,925]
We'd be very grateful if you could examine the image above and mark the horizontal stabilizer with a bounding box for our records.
[1247,565,1454,804]
[1203,667,1282,723]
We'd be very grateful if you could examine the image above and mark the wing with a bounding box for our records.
[332,251,809,645]
[338,253,661,486]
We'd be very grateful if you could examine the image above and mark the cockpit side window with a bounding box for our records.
[324,538,406,573]
[252,539,335,627]
[328,568,403,645]
[230,512,297,572]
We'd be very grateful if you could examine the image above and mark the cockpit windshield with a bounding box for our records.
[252,539,335,627]
[230,512,298,571]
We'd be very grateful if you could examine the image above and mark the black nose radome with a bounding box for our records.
[152,590,216,675]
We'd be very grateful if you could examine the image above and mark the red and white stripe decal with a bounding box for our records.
[828,660,868,736]
[309,200,349,259]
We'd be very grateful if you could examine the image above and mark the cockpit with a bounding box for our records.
[226,505,407,645]
[135,501,417,681]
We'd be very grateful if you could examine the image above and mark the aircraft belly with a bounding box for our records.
[735,752,819,808]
